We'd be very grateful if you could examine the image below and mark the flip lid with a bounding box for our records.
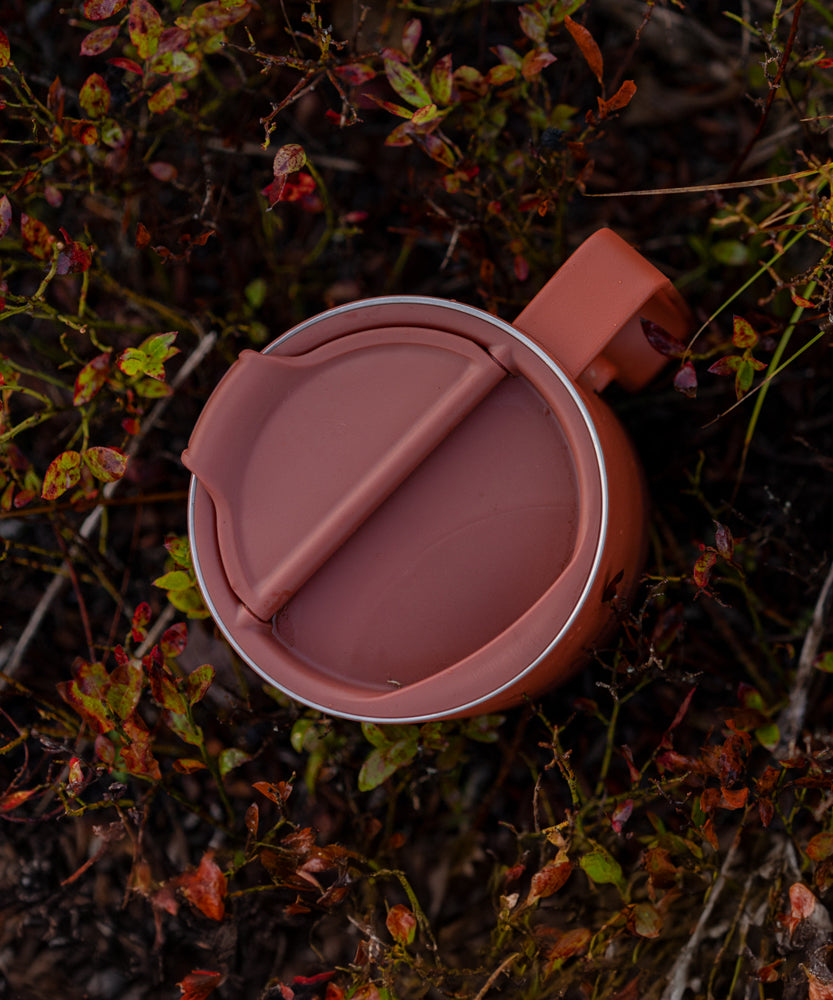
[185,301,605,719]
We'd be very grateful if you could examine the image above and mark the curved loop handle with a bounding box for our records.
[513,228,691,392]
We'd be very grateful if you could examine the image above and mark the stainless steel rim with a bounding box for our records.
[188,295,609,723]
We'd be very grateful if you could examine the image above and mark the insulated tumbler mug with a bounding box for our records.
[183,228,691,722]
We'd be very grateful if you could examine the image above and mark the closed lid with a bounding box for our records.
[184,298,606,720]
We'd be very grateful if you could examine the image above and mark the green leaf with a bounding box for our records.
[73,353,111,406]
[83,446,127,483]
[579,845,627,896]
[361,721,389,748]
[187,664,215,704]
[429,54,453,104]
[815,652,833,673]
[42,450,82,500]
[358,737,418,791]
[79,73,111,118]
[754,721,780,750]
[165,535,193,567]
[129,0,162,59]
[219,747,251,777]
[711,240,749,266]
[148,82,177,114]
[384,58,432,108]
[632,902,662,938]
[107,658,144,720]
[0,28,11,68]
[732,315,758,348]
[153,569,192,591]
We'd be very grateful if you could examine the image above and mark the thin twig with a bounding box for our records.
[775,558,833,757]
[2,330,218,688]
[473,952,520,1000]
[660,825,743,1000]
[727,0,806,180]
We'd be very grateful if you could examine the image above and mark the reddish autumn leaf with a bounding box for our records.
[0,195,11,239]
[180,851,226,921]
[253,780,293,806]
[108,57,144,75]
[177,969,223,1000]
[693,546,717,589]
[148,83,177,114]
[131,602,152,643]
[514,253,530,282]
[756,959,783,983]
[136,222,151,248]
[83,446,128,483]
[67,757,85,794]
[597,79,637,118]
[564,16,603,85]
[158,625,187,663]
[173,757,208,774]
[521,49,557,80]
[129,0,162,58]
[518,4,547,45]
[21,214,55,260]
[611,799,633,833]
[641,319,685,358]
[0,788,40,812]
[107,657,143,720]
[80,25,120,56]
[334,63,376,86]
[42,450,82,500]
[386,904,417,945]
[70,121,99,145]
[547,927,591,962]
[273,143,306,180]
[185,663,214,705]
[190,0,252,34]
[713,521,734,560]
[245,802,259,837]
[528,859,572,902]
[732,314,758,348]
[85,0,128,17]
[401,18,421,58]
[120,714,162,779]
[673,360,697,397]
[79,73,111,118]
[0,28,10,67]
[57,228,93,274]
[644,847,679,891]
[149,161,178,182]
[807,832,833,862]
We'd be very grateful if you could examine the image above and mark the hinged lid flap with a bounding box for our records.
[182,327,506,621]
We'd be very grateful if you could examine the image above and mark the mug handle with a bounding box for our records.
[513,228,691,392]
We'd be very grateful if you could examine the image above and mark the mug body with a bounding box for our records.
[184,295,649,722]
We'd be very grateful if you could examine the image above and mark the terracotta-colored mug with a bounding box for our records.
[183,228,690,722]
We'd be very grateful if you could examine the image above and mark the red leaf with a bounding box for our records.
[693,547,717,589]
[641,319,685,358]
[120,714,161,779]
[180,851,226,921]
[401,18,421,59]
[21,214,55,260]
[129,0,162,59]
[713,521,734,560]
[514,253,530,282]
[790,882,817,921]
[253,780,293,806]
[611,799,633,833]
[0,195,12,239]
[528,859,571,902]
[0,28,10,68]
[732,314,758,348]
[807,970,833,1000]
[564,16,603,85]
[148,83,177,114]
[597,79,637,119]
[547,927,591,962]
[80,25,120,56]
[521,49,557,80]
[57,228,93,274]
[0,788,39,812]
[386,903,417,945]
[80,73,111,118]
[808,832,833,862]
[673,360,697,397]
[131,601,152,643]
[177,970,223,1000]
[108,57,144,75]
[161,622,188,658]
[73,353,111,407]
[42,450,82,500]
[518,5,547,45]
[83,446,128,483]
[149,161,178,182]
[245,803,259,837]
[334,63,376,86]
[84,0,128,18]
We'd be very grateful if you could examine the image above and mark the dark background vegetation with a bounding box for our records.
[2,1,833,998]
